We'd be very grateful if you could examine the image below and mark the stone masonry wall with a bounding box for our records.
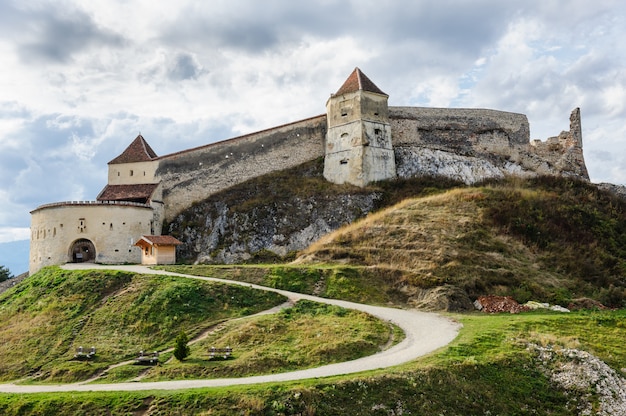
[157,115,327,221]
[389,106,588,183]
[155,106,588,221]
[389,107,530,155]
[30,202,153,273]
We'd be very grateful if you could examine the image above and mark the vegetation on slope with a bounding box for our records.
[0,267,399,385]
[166,158,463,264]
[134,300,399,381]
[0,267,286,382]
[299,176,626,308]
[1,309,624,415]
[160,264,409,306]
[167,160,626,309]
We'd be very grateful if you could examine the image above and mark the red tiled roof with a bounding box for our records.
[136,235,182,246]
[108,135,158,164]
[334,67,387,96]
[97,183,159,203]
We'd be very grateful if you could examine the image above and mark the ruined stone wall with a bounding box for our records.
[389,106,588,183]
[529,108,588,179]
[156,115,327,221]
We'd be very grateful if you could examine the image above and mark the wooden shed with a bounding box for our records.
[134,235,182,265]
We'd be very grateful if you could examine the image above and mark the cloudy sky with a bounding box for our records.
[0,0,625,245]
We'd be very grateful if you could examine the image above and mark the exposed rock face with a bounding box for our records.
[597,182,626,201]
[395,147,532,184]
[169,192,381,264]
[531,345,626,415]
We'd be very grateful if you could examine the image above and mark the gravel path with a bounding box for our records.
[0,264,460,393]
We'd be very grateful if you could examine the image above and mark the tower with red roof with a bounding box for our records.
[323,68,397,186]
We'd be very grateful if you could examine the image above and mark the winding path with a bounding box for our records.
[0,264,460,393]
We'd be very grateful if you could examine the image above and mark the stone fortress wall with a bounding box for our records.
[155,106,587,222]
[389,106,587,184]
[156,115,328,222]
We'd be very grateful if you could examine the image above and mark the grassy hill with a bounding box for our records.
[0,267,396,385]
[299,176,626,309]
[164,176,626,311]
[0,267,288,382]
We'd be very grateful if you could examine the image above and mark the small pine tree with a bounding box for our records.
[173,331,190,361]
[0,265,12,283]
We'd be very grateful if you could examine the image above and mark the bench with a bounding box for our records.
[134,350,159,365]
[73,346,96,360]
[208,347,232,359]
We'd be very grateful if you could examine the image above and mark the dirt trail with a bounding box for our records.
[0,264,460,393]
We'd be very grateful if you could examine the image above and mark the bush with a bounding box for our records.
[173,331,190,361]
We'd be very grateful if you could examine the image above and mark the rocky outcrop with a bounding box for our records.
[395,147,533,184]
[531,344,626,415]
[597,182,626,201]
[168,191,381,264]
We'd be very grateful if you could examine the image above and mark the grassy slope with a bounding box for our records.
[0,267,398,386]
[168,175,626,309]
[138,300,399,381]
[300,176,626,307]
[162,176,626,310]
[0,267,287,382]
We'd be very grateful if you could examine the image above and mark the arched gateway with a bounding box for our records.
[70,239,96,263]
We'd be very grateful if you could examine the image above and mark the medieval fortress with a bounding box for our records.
[29,68,589,274]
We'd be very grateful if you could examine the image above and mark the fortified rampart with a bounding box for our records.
[154,106,587,222]
[156,115,327,222]
[388,106,587,183]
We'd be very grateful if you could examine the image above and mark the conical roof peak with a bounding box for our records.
[334,67,387,96]
[108,134,158,164]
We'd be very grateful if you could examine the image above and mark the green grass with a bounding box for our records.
[159,264,405,306]
[132,300,400,381]
[0,267,287,383]
[2,309,624,415]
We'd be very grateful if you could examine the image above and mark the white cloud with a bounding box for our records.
[0,227,30,244]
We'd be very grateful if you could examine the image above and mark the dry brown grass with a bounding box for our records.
[302,188,486,274]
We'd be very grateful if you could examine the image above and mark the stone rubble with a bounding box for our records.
[473,295,530,314]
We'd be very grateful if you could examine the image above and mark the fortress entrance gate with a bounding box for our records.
[70,239,96,263]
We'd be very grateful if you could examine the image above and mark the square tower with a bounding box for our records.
[324,68,396,187]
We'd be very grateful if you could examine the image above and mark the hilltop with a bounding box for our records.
[167,161,626,310]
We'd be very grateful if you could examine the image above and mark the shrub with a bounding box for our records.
[173,331,190,361]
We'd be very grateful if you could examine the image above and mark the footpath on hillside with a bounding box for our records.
[0,264,460,393]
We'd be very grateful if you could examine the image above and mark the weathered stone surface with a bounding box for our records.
[597,183,626,201]
[169,192,380,264]
[531,344,626,415]
[395,147,534,184]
